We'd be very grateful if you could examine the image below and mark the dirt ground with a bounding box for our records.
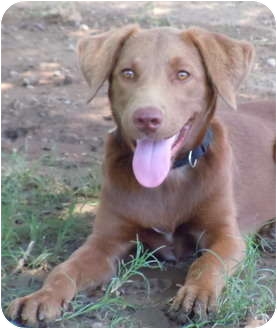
[1,1,276,328]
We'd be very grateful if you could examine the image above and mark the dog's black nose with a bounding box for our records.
[133,107,163,133]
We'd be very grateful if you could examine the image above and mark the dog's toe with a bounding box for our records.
[164,285,217,325]
[6,289,64,327]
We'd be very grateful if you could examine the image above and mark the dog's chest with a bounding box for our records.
[108,167,197,230]
[123,188,193,232]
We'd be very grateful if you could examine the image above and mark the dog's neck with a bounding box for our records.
[172,127,213,169]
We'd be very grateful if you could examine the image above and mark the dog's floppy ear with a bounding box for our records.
[187,28,255,109]
[77,25,139,102]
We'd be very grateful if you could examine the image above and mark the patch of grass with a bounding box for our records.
[187,235,275,328]
[217,235,275,326]
[41,151,102,198]
[1,153,163,327]
[59,240,163,326]
[108,238,163,296]
[1,151,98,284]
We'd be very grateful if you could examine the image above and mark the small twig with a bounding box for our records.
[12,240,35,274]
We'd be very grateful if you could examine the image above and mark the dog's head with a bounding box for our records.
[78,25,254,188]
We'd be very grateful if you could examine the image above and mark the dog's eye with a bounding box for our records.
[121,69,135,79]
[177,70,190,81]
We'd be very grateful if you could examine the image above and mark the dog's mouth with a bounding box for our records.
[132,121,192,188]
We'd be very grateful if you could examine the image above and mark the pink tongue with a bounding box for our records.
[132,135,176,188]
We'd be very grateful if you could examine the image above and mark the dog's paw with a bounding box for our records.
[7,288,66,327]
[164,284,217,324]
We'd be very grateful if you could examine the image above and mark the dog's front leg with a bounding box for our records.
[168,218,245,323]
[7,207,136,326]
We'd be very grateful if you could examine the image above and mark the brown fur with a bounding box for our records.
[7,25,275,326]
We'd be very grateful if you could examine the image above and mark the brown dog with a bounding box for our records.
[7,25,275,326]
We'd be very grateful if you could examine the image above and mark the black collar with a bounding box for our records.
[172,128,213,169]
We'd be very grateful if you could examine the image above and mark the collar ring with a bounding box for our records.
[188,150,198,168]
